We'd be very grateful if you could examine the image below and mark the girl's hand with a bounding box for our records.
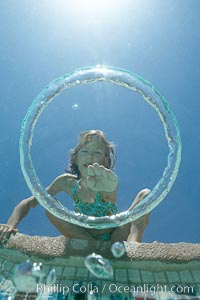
[0,224,18,245]
[87,163,118,192]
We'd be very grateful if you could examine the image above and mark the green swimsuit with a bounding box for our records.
[71,180,119,240]
[71,180,119,217]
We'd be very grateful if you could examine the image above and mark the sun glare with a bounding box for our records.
[73,0,117,13]
[68,0,123,20]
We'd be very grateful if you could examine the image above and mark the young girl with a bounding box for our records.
[0,130,150,244]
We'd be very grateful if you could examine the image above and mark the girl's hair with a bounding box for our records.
[66,130,116,178]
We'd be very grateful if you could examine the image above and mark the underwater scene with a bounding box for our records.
[0,0,200,299]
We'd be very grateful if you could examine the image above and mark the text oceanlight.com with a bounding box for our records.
[36,283,195,296]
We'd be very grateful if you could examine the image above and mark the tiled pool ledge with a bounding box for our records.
[0,233,200,297]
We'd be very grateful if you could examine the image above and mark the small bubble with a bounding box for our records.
[32,262,45,280]
[72,103,79,110]
[85,253,113,279]
[46,269,56,285]
[111,242,125,258]
[87,291,96,300]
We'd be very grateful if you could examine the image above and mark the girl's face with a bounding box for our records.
[76,139,107,178]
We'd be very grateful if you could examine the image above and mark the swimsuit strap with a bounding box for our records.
[71,179,100,204]
[71,180,80,198]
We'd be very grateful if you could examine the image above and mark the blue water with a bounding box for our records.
[0,0,200,243]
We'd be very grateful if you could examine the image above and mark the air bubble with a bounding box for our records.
[13,261,39,292]
[20,66,181,229]
[13,261,52,293]
[72,103,79,110]
[84,253,113,279]
[87,291,97,300]
[111,242,126,258]
[46,269,56,285]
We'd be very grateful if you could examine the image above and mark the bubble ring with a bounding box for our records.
[19,66,181,229]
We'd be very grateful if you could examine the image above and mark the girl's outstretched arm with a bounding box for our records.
[0,196,38,244]
[7,196,38,228]
[0,174,71,242]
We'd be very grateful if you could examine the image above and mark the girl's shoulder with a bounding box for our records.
[55,173,78,194]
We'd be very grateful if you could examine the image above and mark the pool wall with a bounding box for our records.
[0,233,200,299]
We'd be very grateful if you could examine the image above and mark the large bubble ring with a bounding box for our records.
[19,66,181,229]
